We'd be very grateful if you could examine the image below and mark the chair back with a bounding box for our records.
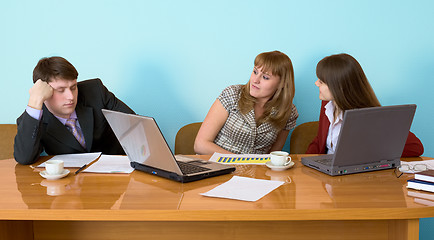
[175,122,202,155]
[0,124,17,160]
[289,121,319,154]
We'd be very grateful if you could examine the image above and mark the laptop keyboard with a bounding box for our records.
[177,161,210,174]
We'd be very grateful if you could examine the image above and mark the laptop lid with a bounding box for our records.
[101,109,235,182]
[302,104,416,176]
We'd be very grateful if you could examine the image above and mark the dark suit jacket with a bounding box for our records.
[306,101,424,157]
[14,78,135,165]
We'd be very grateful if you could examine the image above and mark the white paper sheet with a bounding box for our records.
[200,176,284,202]
[209,153,271,165]
[400,159,434,173]
[83,155,134,173]
[37,152,102,168]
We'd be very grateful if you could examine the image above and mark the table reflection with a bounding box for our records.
[40,178,70,196]
[301,167,407,208]
[15,163,130,209]
[119,171,184,209]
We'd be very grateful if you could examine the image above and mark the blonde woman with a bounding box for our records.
[194,51,298,154]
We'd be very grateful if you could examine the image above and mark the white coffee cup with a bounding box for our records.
[270,151,292,166]
[45,160,64,175]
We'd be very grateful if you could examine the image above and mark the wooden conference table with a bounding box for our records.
[1,155,434,240]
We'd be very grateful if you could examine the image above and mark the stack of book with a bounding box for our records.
[407,190,434,206]
[407,169,434,193]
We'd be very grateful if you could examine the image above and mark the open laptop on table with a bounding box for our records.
[102,109,235,183]
[301,104,416,176]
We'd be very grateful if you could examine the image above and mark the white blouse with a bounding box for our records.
[325,101,343,154]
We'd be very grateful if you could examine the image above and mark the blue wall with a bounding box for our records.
[1,1,433,237]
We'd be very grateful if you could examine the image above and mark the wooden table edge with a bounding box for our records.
[1,208,434,221]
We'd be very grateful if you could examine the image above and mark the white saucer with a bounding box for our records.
[39,169,70,180]
[266,161,295,171]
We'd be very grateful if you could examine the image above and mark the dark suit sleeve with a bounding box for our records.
[14,111,45,165]
[95,79,135,114]
[401,131,424,157]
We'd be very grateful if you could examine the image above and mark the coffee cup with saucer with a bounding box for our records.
[40,160,70,180]
[266,151,294,171]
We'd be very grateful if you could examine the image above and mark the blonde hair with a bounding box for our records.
[239,51,295,129]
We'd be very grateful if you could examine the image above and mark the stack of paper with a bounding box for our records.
[37,152,102,168]
[83,155,134,173]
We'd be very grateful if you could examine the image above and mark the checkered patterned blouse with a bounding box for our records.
[214,85,298,154]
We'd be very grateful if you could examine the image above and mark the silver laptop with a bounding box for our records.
[102,109,235,182]
[301,104,416,176]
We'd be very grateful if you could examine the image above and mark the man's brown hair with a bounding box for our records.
[33,56,78,83]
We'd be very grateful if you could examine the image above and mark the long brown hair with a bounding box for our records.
[316,53,380,111]
[239,51,295,129]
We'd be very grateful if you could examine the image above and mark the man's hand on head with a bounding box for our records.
[28,79,54,110]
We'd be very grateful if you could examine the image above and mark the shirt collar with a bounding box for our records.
[55,111,78,125]
[324,101,343,124]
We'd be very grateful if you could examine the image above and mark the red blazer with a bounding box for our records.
[306,101,424,157]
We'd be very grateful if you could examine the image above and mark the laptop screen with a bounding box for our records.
[102,109,183,175]
[333,104,416,167]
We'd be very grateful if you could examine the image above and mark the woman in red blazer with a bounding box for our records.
[306,54,423,157]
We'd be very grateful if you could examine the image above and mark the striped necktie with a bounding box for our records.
[65,118,86,149]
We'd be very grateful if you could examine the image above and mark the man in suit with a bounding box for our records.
[14,56,135,165]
